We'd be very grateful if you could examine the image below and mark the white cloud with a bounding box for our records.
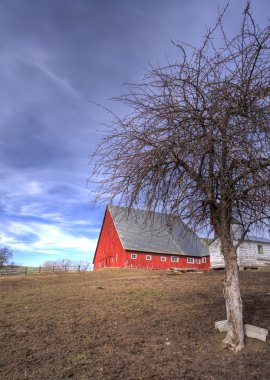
[20,203,47,216]
[0,220,97,257]
[24,181,43,196]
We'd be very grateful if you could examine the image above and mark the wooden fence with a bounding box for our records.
[0,265,91,276]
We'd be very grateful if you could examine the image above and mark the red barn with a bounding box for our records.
[93,205,210,270]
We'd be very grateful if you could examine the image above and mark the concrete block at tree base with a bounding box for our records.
[215,320,228,332]
[244,324,268,342]
[215,320,268,341]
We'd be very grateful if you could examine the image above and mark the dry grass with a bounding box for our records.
[1,268,270,379]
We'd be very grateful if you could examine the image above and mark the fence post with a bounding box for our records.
[53,266,54,272]
[65,265,67,272]
[25,267,27,275]
[39,266,41,273]
[78,265,80,273]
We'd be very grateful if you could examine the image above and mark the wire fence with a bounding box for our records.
[0,265,92,276]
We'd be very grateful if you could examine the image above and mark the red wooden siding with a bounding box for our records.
[93,207,210,271]
[126,250,210,270]
[93,208,126,269]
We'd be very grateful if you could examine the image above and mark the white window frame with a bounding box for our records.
[202,257,207,263]
[257,244,264,255]
[171,256,179,263]
[146,255,152,260]
[187,258,194,264]
[161,256,166,262]
[131,254,137,259]
[195,258,201,264]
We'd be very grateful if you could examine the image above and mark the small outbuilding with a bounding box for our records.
[93,205,210,270]
[210,235,270,269]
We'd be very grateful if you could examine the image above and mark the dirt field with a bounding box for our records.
[0,269,270,379]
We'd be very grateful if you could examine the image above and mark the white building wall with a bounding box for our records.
[209,240,225,268]
[238,241,270,267]
[210,239,270,268]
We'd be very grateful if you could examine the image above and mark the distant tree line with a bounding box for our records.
[41,258,91,270]
[0,247,91,271]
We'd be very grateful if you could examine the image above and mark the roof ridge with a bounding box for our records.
[108,204,176,219]
[108,204,209,257]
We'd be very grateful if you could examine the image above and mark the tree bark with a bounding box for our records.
[222,240,244,351]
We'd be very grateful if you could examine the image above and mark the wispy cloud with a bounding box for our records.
[19,52,81,99]
[1,220,96,257]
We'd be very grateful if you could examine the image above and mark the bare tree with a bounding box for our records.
[0,246,13,268]
[91,2,270,352]
[42,258,73,268]
[77,260,91,271]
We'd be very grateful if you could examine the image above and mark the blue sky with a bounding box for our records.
[0,0,268,266]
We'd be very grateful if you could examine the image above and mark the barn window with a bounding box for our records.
[195,258,201,264]
[146,255,152,260]
[161,256,166,262]
[257,245,264,254]
[202,257,207,263]
[171,256,179,262]
[187,258,194,264]
[131,254,137,259]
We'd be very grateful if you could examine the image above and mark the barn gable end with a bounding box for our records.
[93,207,127,269]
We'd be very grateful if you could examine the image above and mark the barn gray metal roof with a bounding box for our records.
[108,205,209,257]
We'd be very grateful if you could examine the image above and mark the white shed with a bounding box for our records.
[209,236,270,269]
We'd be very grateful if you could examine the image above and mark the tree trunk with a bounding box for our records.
[222,240,244,351]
